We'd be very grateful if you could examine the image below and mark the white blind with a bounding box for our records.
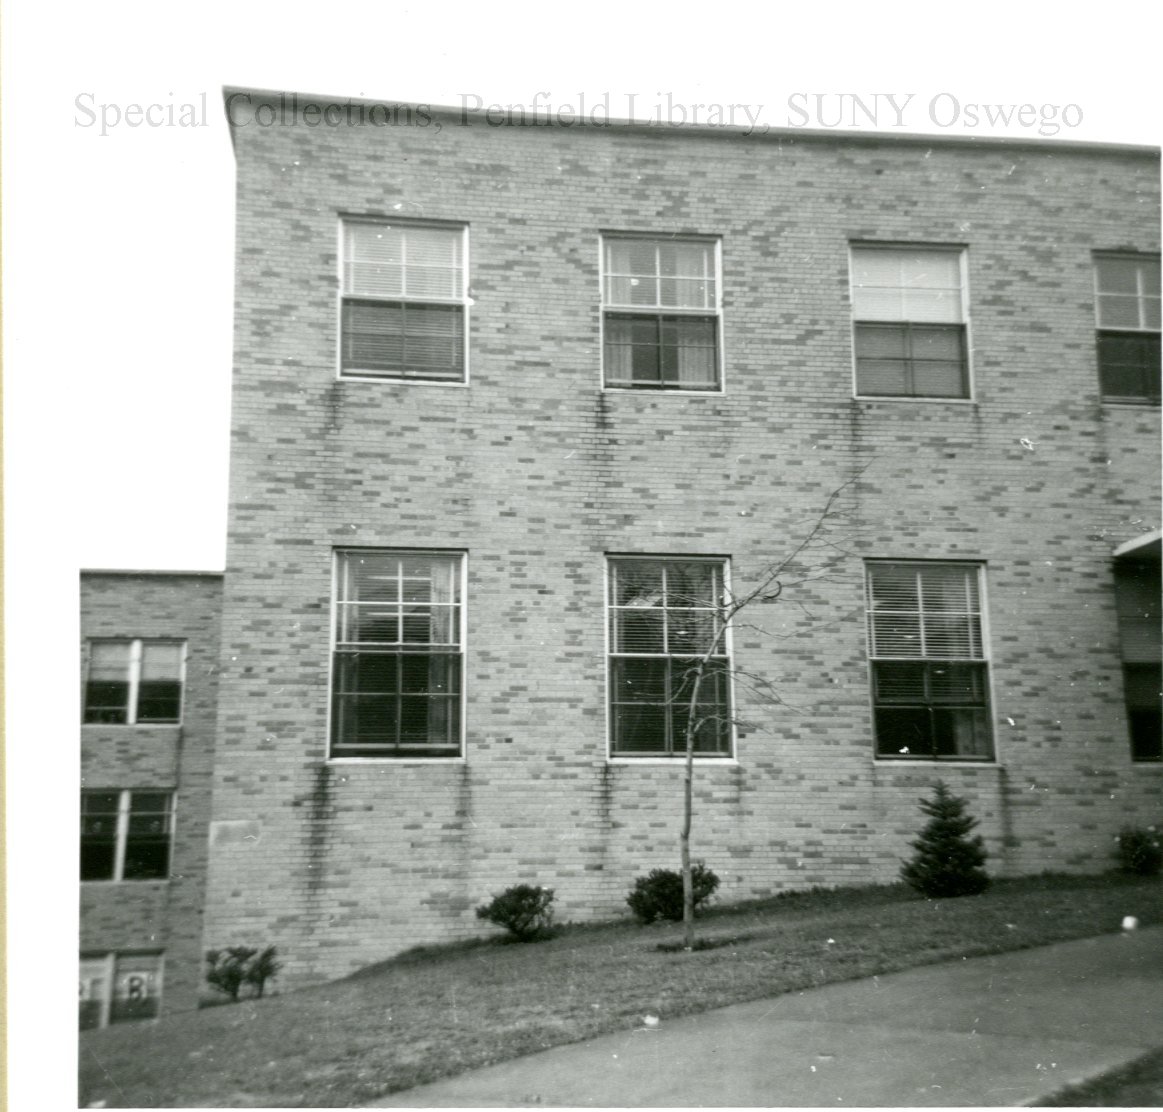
[867,564,983,659]
[852,248,963,323]
[344,223,463,301]
[1096,256,1161,331]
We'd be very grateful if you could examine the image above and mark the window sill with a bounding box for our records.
[327,755,467,765]
[337,373,470,388]
[82,722,182,730]
[874,757,1000,768]
[608,756,739,766]
[602,385,725,396]
[853,395,976,405]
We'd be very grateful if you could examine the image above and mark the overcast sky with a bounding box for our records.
[3,2,1159,1104]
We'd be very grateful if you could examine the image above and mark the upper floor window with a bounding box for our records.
[81,790,173,882]
[602,236,722,391]
[83,640,185,724]
[851,246,969,399]
[1094,254,1160,404]
[607,557,732,757]
[866,562,994,761]
[341,220,467,382]
[331,550,464,758]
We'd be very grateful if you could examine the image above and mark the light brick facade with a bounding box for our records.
[94,92,1162,998]
[80,571,222,1020]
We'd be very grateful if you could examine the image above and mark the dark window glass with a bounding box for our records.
[342,300,464,381]
[855,323,968,398]
[1098,332,1161,403]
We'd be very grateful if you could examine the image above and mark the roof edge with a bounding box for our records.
[220,86,1160,158]
[80,568,225,578]
[1113,529,1163,560]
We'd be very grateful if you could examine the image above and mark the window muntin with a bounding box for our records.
[851,247,969,398]
[602,237,721,391]
[331,550,464,757]
[79,953,164,1030]
[83,640,185,724]
[1095,255,1161,404]
[341,220,467,382]
[81,791,173,882]
[607,558,732,756]
[866,562,993,760]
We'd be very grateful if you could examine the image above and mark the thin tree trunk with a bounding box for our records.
[681,658,705,950]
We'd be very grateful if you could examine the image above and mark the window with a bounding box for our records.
[341,219,467,382]
[80,953,164,1030]
[81,790,173,881]
[1114,559,1162,761]
[1094,255,1161,404]
[866,562,994,760]
[83,640,185,724]
[607,558,732,757]
[602,236,721,390]
[331,550,464,757]
[851,246,969,398]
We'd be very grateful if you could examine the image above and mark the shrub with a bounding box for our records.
[475,884,555,942]
[1116,826,1162,877]
[245,946,282,998]
[627,863,720,924]
[206,945,282,1001]
[900,781,990,898]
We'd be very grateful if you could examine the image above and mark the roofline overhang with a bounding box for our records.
[220,86,1161,159]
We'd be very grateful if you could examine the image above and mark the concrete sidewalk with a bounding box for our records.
[373,926,1163,1107]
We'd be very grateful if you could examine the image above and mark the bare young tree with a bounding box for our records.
[672,475,862,949]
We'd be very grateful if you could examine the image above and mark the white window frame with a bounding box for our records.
[865,560,996,763]
[1093,252,1161,405]
[337,216,470,386]
[605,555,736,761]
[599,234,725,394]
[328,548,468,761]
[81,790,175,883]
[83,639,186,725]
[849,243,973,402]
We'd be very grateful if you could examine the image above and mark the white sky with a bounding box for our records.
[2,2,1160,1106]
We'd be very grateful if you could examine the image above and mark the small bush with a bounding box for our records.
[206,945,282,1001]
[1116,826,1162,877]
[475,884,555,942]
[627,863,720,924]
[901,781,990,899]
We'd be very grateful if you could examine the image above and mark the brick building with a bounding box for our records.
[80,570,222,1025]
[82,89,1161,1009]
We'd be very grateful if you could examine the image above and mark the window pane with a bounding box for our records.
[81,841,116,881]
[79,960,109,1031]
[874,707,932,757]
[873,661,927,701]
[1098,294,1144,329]
[611,703,667,753]
[85,643,131,723]
[612,657,668,701]
[342,300,464,379]
[852,248,962,323]
[871,612,922,656]
[612,608,665,653]
[933,708,993,758]
[109,955,162,1024]
[928,662,986,702]
[1098,333,1160,401]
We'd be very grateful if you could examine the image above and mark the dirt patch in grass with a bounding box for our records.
[79,872,1163,1108]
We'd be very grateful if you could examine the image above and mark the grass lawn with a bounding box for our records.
[1036,1046,1163,1106]
[79,873,1163,1108]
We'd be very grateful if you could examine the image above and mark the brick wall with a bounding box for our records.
[206,99,1161,988]
[81,571,223,1015]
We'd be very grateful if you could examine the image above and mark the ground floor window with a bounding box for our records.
[1124,662,1162,762]
[331,549,464,757]
[607,556,733,756]
[79,952,164,1030]
[866,561,995,760]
